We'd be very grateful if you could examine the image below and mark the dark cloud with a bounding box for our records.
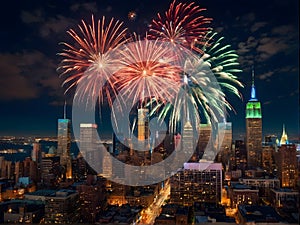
[0,53,38,100]
[237,36,258,54]
[69,2,98,13]
[258,71,274,80]
[0,51,63,101]
[21,9,75,38]
[238,13,256,24]
[250,22,267,32]
[39,15,75,38]
[21,9,44,24]
[256,37,288,61]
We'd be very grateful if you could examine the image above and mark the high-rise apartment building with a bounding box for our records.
[261,144,275,173]
[170,162,222,206]
[23,157,38,183]
[233,140,247,171]
[31,142,42,164]
[76,176,106,223]
[41,156,60,188]
[275,144,298,188]
[44,189,79,224]
[246,70,262,169]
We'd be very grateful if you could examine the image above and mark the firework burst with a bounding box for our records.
[150,31,243,133]
[113,35,182,108]
[148,0,212,54]
[199,31,244,100]
[57,15,129,106]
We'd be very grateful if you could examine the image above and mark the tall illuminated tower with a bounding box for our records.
[246,69,262,169]
[182,120,193,158]
[137,108,149,141]
[80,123,101,174]
[57,101,72,179]
[137,108,150,161]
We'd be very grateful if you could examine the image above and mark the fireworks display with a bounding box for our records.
[57,15,129,106]
[128,11,137,21]
[150,31,244,132]
[199,31,244,98]
[58,1,243,135]
[113,36,181,108]
[147,0,212,54]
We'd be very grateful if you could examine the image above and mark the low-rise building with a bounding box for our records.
[237,205,284,224]
[229,183,259,208]
[44,189,80,224]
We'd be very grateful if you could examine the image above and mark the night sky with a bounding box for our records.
[0,0,299,140]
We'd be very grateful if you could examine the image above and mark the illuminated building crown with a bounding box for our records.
[246,68,262,119]
[280,124,289,145]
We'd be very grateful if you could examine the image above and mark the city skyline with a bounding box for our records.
[0,0,298,140]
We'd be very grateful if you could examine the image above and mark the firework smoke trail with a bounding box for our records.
[57,15,129,108]
[113,35,182,109]
[148,0,212,54]
[150,31,243,133]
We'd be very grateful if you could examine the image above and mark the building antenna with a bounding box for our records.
[252,65,255,86]
[64,100,67,119]
[250,65,256,100]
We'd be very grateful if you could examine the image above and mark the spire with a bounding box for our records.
[250,67,256,100]
[280,124,289,145]
[63,100,67,119]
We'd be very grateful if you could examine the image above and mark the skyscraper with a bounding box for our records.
[137,108,150,161]
[57,119,72,177]
[234,140,247,172]
[275,143,298,188]
[196,124,212,160]
[137,108,149,141]
[182,120,194,163]
[57,102,72,179]
[246,69,262,169]
[217,122,232,166]
[80,123,102,174]
[32,142,42,165]
[261,144,275,174]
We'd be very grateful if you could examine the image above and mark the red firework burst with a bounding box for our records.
[57,15,129,106]
[148,0,212,53]
[113,36,182,107]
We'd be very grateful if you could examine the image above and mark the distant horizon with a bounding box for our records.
[1,123,299,143]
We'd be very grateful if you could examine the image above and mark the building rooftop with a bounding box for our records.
[231,183,253,190]
[238,205,284,223]
[25,189,56,197]
[184,161,222,171]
